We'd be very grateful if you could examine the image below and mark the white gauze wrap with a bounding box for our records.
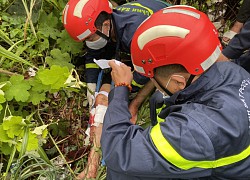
[92,104,107,126]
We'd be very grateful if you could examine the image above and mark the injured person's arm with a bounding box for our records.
[77,83,110,179]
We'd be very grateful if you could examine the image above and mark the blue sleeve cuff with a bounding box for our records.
[108,86,129,104]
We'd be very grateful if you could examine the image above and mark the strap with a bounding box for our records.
[185,74,195,88]
[96,30,109,41]
[96,70,104,92]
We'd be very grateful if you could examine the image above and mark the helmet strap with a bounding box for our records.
[185,74,195,88]
[95,30,109,41]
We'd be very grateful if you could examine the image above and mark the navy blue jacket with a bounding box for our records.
[84,0,168,84]
[222,17,250,59]
[101,62,250,179]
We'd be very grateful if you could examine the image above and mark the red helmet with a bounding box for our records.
[131,5,222,78]
[62,0,113,41]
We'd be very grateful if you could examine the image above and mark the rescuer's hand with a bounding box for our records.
[109,60,133,85]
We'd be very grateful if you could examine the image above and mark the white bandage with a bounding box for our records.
[94,91,109,98]
[92,104,108,127]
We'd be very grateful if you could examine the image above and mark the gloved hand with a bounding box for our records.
[87,83,97,108]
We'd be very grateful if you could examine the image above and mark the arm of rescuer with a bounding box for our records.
[129,80,155,124]
[218,18,250,61]
[101,61,212,178]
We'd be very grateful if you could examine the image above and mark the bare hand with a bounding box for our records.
[109,60,133,85]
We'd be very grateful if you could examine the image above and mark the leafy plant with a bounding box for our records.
[0,0,243,179]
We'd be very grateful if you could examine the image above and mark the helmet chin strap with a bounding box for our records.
[185,74,195,88]
[95,19,112,41]
[95,30,109,41]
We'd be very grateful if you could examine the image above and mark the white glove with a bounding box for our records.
[87,83,96,108]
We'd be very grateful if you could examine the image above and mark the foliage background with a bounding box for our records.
[0,0,242,179]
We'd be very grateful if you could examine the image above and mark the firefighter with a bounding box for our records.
[101,5,250,179]
[62,0,169,178]
[219,17,250,72]
[63,0,169,107]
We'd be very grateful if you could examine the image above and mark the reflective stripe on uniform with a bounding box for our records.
[156,104,166,123]
[151,123,250,170]
[131,79,144,88]
[86,63,99,69]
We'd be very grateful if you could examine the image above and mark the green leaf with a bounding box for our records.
[0,29,14,46]
[0,125,11,142]
[38,11,60,39]
[28,90,46,105]
[2,116,25,138]
[56,30,83,54]
[40,27,60,39]
[39,11,58,28]
[42,128,48,138]
[37,65,70,90]
[15,38,37,56]
[0,142,12,155]
[37,37,49,52]
[0,90,6,103]
[17,131,38,152]
[5,75,31,102]
[29,77,51,92]
[0,46,35,67]
[45,49,74,70]
[26,132,39,151]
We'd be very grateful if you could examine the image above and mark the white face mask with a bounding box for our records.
[85,36,107,50]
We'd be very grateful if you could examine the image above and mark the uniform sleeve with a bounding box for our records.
[236,0,250,23]
[222,18,250,59]
[101,87,212,178]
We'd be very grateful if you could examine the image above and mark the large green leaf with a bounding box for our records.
[5,75,31,102]
[56,30,83,54]
[45,49,74,70]
[2,116,25,139]
[37,65,70,90]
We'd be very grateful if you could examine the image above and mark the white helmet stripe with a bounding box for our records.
[77,29,91,40]
[138,25,190,50]
[201,45,221,71]
[108,1,113,9]
[63,4,69,25]
[134,65,145,74]
[165,5,196,9]
[163,8,200,19]
[73,0,89,18]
